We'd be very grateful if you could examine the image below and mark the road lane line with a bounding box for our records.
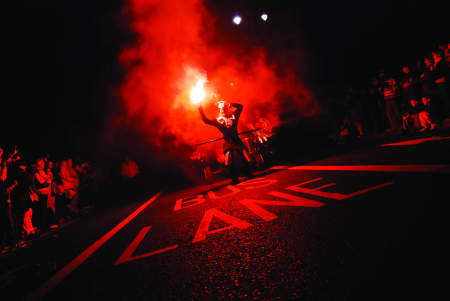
[27,191,163,301]
[381,136,450,146]
[285,165,450,173]
[270,165,290,170]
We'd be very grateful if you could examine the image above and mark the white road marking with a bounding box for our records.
[314,183,336,190]
[192,208,252,243]
[26,191,163,301]
[173,194,206,211]
[288,181,394,200]
[240,193,325,221]
[381,136,450,146]
[270,165,450,173]
[207,185,240,199]
[114,226,178,265]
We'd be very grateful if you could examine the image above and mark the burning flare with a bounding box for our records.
[190,78,207,104]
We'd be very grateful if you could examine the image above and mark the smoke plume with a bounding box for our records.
[111,0,317,182]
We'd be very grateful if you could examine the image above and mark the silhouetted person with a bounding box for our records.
[431,50,449,117]
[420,96,438,131]
[368,75,386,133]
[399,66,419,110]
[343,87,364,138]
[199,101,252,184]
[401,99,424,132]
[382,75,402,132]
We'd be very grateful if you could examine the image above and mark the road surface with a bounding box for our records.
[2,132,450,300]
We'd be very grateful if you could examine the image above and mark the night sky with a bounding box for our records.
[3,0,448,160]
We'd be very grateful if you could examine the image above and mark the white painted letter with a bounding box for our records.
[207,185,241,199]
[115,226,178,265]
[192,209,252,243]
[174,194,206,211]
[240,193,325,221]
[287,178,393,200]
[237,177,278,189]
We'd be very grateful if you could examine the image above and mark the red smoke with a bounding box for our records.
[117,0,317,162]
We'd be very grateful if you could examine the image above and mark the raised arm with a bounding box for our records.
[198,105,218,126]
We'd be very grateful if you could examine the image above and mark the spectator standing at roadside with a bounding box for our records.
[1,147,23,251]
[438,43,449,67]
[60,158,80,216]
[368,75,386,133]
[45,159,58,228]
[9,160,36,241]
[420,96,438,131]
[431,50,450,117]
[50,160,66,222]
[401,99,424,132]
[383,74,402,132]
[420,56,437,101]
[420,55,445,122]
[399,66,420,111]
[342,87,364,138]
[33,158,52,231]
[1,147,15,252]
[75,160,93,208]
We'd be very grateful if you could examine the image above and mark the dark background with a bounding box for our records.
[3,0,448,160]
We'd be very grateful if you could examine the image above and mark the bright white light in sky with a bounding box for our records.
[261,13,268,21]
[233,15,242,25]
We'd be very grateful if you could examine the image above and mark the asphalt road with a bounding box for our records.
[2,131,450,301]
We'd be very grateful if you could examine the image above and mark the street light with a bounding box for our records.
[232,15,242,25]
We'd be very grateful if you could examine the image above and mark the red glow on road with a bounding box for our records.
[117,0,316,160]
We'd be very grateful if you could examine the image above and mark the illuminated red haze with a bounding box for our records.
[117,0,317,162]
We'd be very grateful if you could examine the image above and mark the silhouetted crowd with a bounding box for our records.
[335,43,449,143]
[1,147,98,254]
